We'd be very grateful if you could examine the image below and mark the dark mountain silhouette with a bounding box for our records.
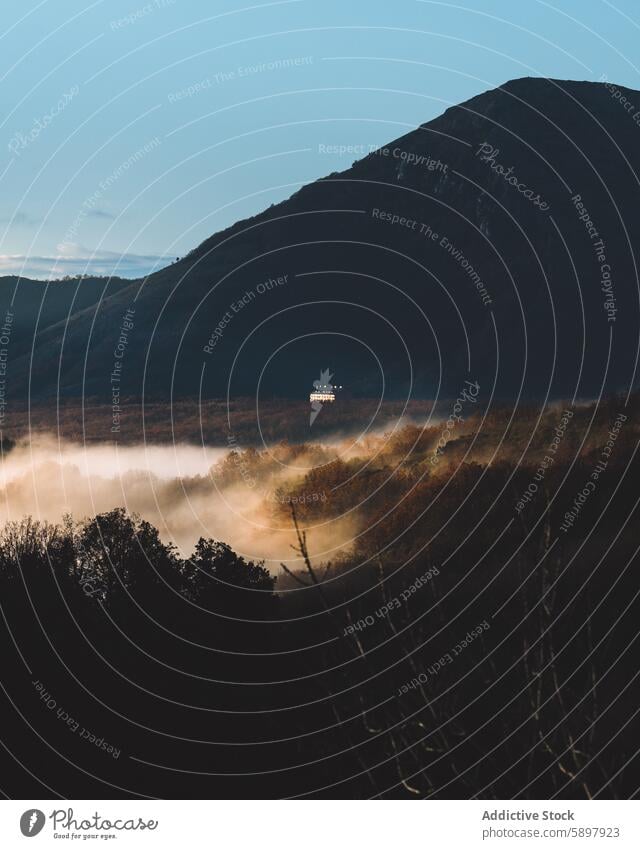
[2,77,638,404]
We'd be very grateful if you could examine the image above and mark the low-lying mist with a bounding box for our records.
[0,434,365,569]
[4,402,590,573]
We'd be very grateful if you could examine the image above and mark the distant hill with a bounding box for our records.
[1,77,638,405]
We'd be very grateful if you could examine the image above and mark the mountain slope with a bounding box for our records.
[1,77,638,406]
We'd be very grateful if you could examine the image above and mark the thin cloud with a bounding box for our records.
[86,208,116,220]
[0,211,42,227]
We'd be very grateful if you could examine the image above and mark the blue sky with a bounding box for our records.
[1,0,639,279]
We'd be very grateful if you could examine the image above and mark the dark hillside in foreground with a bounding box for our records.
[1,395,638,798]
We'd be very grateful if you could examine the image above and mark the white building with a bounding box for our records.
[309,388,336,402]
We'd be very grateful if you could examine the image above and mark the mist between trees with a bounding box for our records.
[2,393,639,797]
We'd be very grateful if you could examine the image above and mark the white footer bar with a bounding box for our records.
[0,800,638,848]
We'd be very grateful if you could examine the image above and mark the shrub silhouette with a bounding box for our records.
[1,399,639,799]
